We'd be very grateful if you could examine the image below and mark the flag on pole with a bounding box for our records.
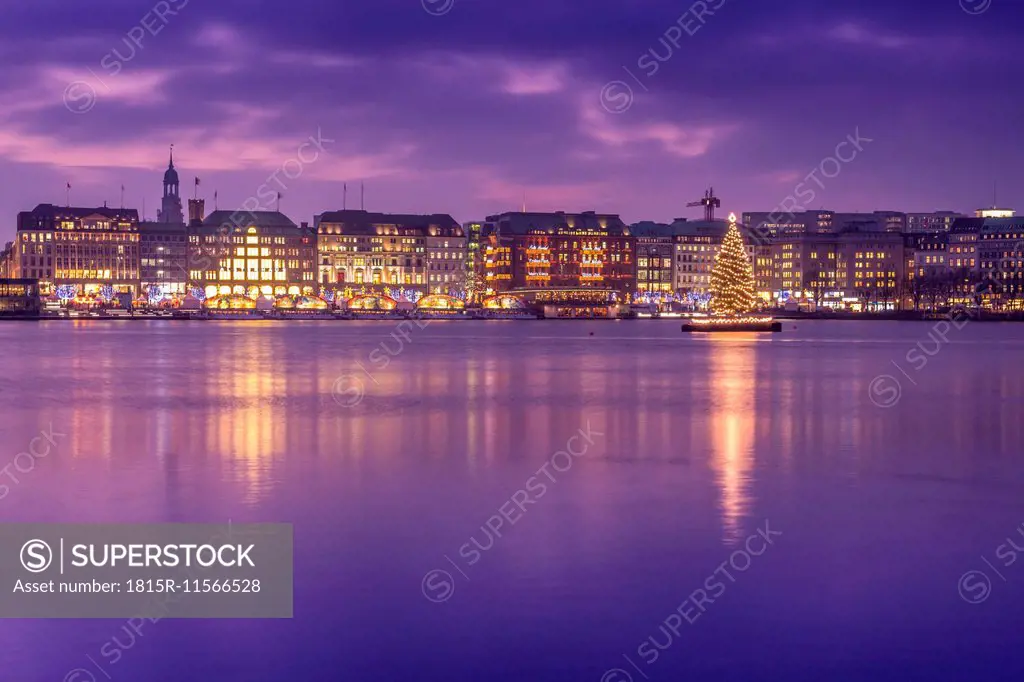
[195,177,200,186]
[66,182,71,189]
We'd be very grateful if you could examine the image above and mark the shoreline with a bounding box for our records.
[2,311,1021,323]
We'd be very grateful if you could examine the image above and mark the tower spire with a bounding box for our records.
[169,143,174,169]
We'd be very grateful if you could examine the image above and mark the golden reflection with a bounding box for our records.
[202,331,286,505]
[707,337,756,544]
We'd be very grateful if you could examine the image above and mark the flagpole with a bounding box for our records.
[66,183,70,208]
[121,185,125,209]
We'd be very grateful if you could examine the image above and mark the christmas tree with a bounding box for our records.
[709,215,756,315]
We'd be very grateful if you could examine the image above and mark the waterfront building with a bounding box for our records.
[463,221,488,302]
[189,210,316,299]
[481,211,634,297]
[672,220,728,295]
[902,232,950,310]
[139,221,189,297]
[948,218,982,303]
[975,217,1024,309]
[630,222,674,294]
[316,210,465,296]
[767,233,842,308]
[836,228,904,309]
[0,278,41,316]
[16,204,140,297]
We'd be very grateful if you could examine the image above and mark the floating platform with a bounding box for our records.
[681,317,782,333]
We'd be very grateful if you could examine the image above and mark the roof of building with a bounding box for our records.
[485,211,628,235]
[138,221,188,234]
[202,210,299,229]
[950,217,987,234]
[952,216,1024,237]
[20,204,140,221]
[317,210,461,235]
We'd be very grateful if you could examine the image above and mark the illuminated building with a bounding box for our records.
[16,204,141,296]
[0,242,14,279]
[673,220,729,295]
[973,217,1024,309]
[630,223,674,294]
[0,278,41,316]
[768,234,840,308]
[462,221,488,302]
[902,233,949,310]
[189,210,316,299]
[316,210,466,295]
[480,211,635,297]
[976,208,1016,219]
[139,220,189,296]
[836,228,904,310]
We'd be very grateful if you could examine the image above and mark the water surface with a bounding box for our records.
[1,319,1022,681]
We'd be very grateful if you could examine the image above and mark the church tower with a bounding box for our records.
[158,146,185,225]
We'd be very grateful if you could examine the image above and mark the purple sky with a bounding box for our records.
[1,0,1021,241]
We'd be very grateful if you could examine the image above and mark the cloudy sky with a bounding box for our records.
[1,0,1020,241]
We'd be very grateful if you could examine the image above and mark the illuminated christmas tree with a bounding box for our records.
[709,214,756,315]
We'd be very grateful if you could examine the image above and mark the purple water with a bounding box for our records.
[1,319,1023,681]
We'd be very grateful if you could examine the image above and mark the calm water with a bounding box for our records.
[2,319,1024,681]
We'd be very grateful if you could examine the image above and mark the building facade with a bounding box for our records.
[480,211,635,297]
[16,204,140,296]
[316,210,465,296]
[630,223,674,295]
[673,220,729,295]
[189,210,316,299]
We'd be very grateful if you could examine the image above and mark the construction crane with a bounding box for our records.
[687,187,721,222]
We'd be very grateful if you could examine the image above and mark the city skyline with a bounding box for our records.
[2,0,1023,242]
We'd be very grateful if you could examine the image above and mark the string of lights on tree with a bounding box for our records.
[708,214,757,316]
